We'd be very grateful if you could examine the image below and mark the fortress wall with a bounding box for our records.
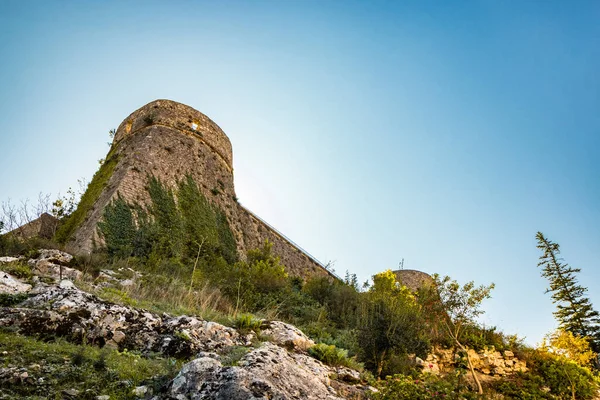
[71,124,239,254]
[114,99,233,169]
[70,100,332,280]
[236,206,335,279]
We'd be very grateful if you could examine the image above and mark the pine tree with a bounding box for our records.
[536,232,600,353]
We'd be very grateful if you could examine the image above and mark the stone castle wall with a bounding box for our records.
[70,100,333,279]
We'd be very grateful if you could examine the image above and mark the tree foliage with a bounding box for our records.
[432,274,495,394]
[540,329,597,369]
[357,270,430,377]
[536,232,600,353]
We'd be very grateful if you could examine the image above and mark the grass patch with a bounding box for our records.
[55,148,120,244]
[0,330,180,399]
[83,271,232,325]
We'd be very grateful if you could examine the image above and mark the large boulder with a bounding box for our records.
[164,342,344,400]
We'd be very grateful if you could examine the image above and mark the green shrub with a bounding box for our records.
[231,313,263,333]
[97,195,136,258]
[493,373,554,400]
[526,350,599,399]
[371,373,477,400]
[0,261,32,279]
[98,175,238,266]
[0,293,29,306]
[308,343,362,370]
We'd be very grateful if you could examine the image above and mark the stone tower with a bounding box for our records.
[68,99,333,279]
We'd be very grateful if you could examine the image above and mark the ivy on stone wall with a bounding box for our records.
[98,175,237,264]
[97,195,136,258]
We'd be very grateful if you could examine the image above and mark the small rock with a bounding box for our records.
[112,330,126,343]
[335,366,361,383]
[0,256,20,263]
[133,385,149,397]
[63,388,80,397]
[28,363,41,371]
[120,279,135,288]
[59,280,75,289]
[96,396,110,400]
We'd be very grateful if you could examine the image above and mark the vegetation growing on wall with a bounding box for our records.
[55,148,120,244]
[98,174,238,265]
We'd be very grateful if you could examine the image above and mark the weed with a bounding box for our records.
[231,313,262,333]
[0,261,32,279]
[308,343,363,370]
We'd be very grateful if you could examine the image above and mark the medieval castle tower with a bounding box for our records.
[67,99,332,279]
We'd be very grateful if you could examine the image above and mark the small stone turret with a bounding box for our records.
[68,100,333,279]
[393,269,434,291]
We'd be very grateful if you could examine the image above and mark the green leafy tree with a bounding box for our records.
[536,232,600,354]
[432,274,494,394]
[358,270,430,377]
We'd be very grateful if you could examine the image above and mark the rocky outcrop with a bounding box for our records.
[0,256,366,399]
[162,343,345,400]
[1,282,249,357]
[27,249,82,282]
[0,271,31,294]
[261,320,315,351]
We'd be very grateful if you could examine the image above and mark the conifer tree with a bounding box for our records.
[536,232,600,353]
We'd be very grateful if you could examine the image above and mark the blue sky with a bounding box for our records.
[1,0,599,345]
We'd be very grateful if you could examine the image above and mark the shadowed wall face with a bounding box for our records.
[69,100,332,279]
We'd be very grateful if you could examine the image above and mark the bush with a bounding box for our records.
[371,373,477,400]
[526,350,599,399]
[0,261,32,279]
[231,313,262,333]
[0,293,29,306]
[357,271,431,377]
[308,343,362,370]
[97,175,238,266]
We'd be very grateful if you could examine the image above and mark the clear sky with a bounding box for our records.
[1,0,599,345]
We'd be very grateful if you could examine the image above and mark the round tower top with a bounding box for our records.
[393,269,434,292]
[113,99,233,169]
